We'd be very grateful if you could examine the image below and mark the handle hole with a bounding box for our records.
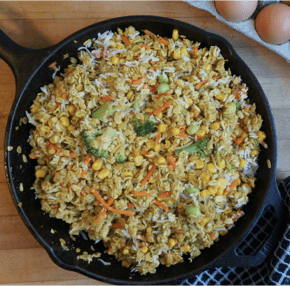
[236,205,277,256]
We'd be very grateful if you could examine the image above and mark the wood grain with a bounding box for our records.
[0,1,290,284]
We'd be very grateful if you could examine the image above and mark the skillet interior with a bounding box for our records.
[5,16,277,284]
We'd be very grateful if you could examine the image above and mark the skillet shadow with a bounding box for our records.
[0,2,53,49]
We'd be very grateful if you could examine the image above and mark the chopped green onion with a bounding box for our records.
[227,103,236,113]
[236,102,242,110]
[217,149,221,162]
[186,206,201,217]
[186,186,200,194]
[158,74,169,83]
[186,124,200,135]
[134,101,140,109]
[253,139,259,146]
[157,83,170,94]
[227,162,232,173]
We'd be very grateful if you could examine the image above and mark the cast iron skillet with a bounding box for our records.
[1,16,286,285]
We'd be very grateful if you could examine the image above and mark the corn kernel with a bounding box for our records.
[154,143,161,153]
[171,127,180,136]
[257,131,266,140]
[251,149,259,156]
[204,63,212,71]
[156,112,163,119]
[220,230,228,236]
[150,178,157,184]
[68,105,75,115]
[234,127,243,137]
[241,132,248,139]
[196,129,206,137]
[158,124,168,133]
[92,158,103,171]
[240,159,247,168]
[180,245,191,253]
[168,238,176,248]
[122,260,131,268]
[126,90,134,101]
[218,159,226,169]
[173,50,180,60]
[165,140,171,149]
[180,47,188,56]
[35,169,47,178]
[134,155,144,166]
[67,125,75,132]
[60,116,70,127]
[123,171,133,177]
[146,140,155,149]
[141,246,148,253]
[186,97,193,107]
[40,125,51,133]
[216,93,225,101]
[156,156,166,165]
[117,44,125,50]
[111,56,119,65]
[48,117,57,129]
[110,41,116,48]
[200,125,207,131]
[146,226,152,236]
[98,168,110,180]
[30,105,39,113]
[172,29,179,40]
[200,171,210,183]
[207,163,217,173]
[208,186,217,195]
[178,236,185,243]
[200,217,209,227]
[123,248,129,255]
[242,183,252,194]
[218,178,227,189]
[145,107,154,113]
[200,189,210,198]
[217,188,224,196]
[195,159,204,169]
[225,88,232,94]
[210,122,220,131]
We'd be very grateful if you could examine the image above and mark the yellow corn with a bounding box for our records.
[220,230,228,236]
[127,90,134,100]
[154,143,161,153]
[241,132,248,139]
[60,116,70,127]
[165,140,171,149]
[146,226,152,236]
[195,159,204,169]
[110,41,117,48]
[200,171,210,183]
[150,178,157,184]
[196,129,206,137]
[216,93,225,101]
[111,56,119,65]
[217,159,226,169]
[145,107,154,113]
[171,127,180,136]
[200,217,209,227]
[68,105,75,115]
[156,156,166,165]
[257,131,266,140]
[92,158,103,171]
[173,50,180,60]
[172,29,179,40]
[117,44,124,50]
[242,183,252,194]
[208,186,217,195]
[207,163,217,173]
[145,140,155,149]
[218,178,227,189]
[123,171,133,177]
[240,159,247,168]
[217,187,224,196]
[48,117,57,128]
[251,149,259,156]
[200,189,210,198]
[67,125,75,132]
[30,105,39,113]
[204,63,212,71]
[225,88,232,94]
[168,238,176,248]
[180,47,188,56]
[210,122,220,131]
[156,112,163,119]
[186,97,193,107]
[178,236,185,243]
[35,169,47,178]
[200,125,207,131]
[158,124,168,133]
[98,168,110,180]
[123,248,129,255]
[234,127,243,137]
[180,245,191,253]
[134,155,144,166]
[40,125,51,133]
[141,246,148,253]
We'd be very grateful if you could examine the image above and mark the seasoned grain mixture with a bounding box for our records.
[26,26,267,274]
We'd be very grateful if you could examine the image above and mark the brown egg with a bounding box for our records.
[215,0,258,23]
[255,3,290,45]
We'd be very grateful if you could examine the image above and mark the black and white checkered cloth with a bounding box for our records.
[181,177,290,285]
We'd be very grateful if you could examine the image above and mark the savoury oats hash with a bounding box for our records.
[26,26,268,274]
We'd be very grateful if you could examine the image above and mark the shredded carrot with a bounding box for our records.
[235,137,244,145]
[191,47,198,55]
[153,199,168,212]
[134,148,140,156]
[62,93,68,99]
[158,36,169,46]
[29,154,38,159]
[135,191,152,196]
[196,135,207,139]
[100,95,114,102]
[108,248,114,253]
[168,165,175,170]
[196,80,208,89]
[235,91,241,99]
[154,91,171,99]
[154,132,161,145]
[209,233,217,239]
[48,62,57,68]
[212,76,221,80]
[142,151,150,156]
[244,126,249,133]
[87,228,93,234]
[139,43,150,50]
[141,164,157,187]
[127,203,135,208]
[156,174,161,178]
[167,156,176,170]
[224,179,239,195]
[51,204,59,209]
[153,100,172,116]
[131,76,144,85]
[56,102,61,108]
[260,141,268,149]
[158,191,172,198]
[176,230,185,234]
[91,188,112,209]
[177,132,187,139]
[109,208,135,217]
[96,207,107,222]
[244,106,250,112]
[143,29,156,39]
[143,84,156,92]
[235,124,240,129]
[81,190,86,196]
[120,35,132,45]
[193,109,199,118]
[69,152,78,158]
[111,223,124,229]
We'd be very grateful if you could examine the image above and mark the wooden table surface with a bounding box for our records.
[0,1,290,284]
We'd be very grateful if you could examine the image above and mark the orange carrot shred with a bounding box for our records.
[111,223,124,229]
[142,151,150,156]
[134,148,140,156]
[154,132,161,145]
[153,199,168,212]
[153,100,172,116]
[143,29,156,39]
[168,165,175,170]
[196,80,208,89]
[235,137,244,145]
[100,95,114,102]
[48,62,57,68]
[141,164,157,187]
[158,191,172,198]
[134,191,152,196]
[120,35,132,45]
[224,179,239,195]
[244,106,250,112]
[209,233,217,239]
[177,132,187,139]
[260,141,268,149]
[167,156,176,169]
[158,37,169,46]
[29,154,38,159]
[193,109,199,118]
[127,203,135,208]
[176,230,185,234]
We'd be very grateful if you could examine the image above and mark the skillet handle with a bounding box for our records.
[213,178,286,268]
[0,29,53,95]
